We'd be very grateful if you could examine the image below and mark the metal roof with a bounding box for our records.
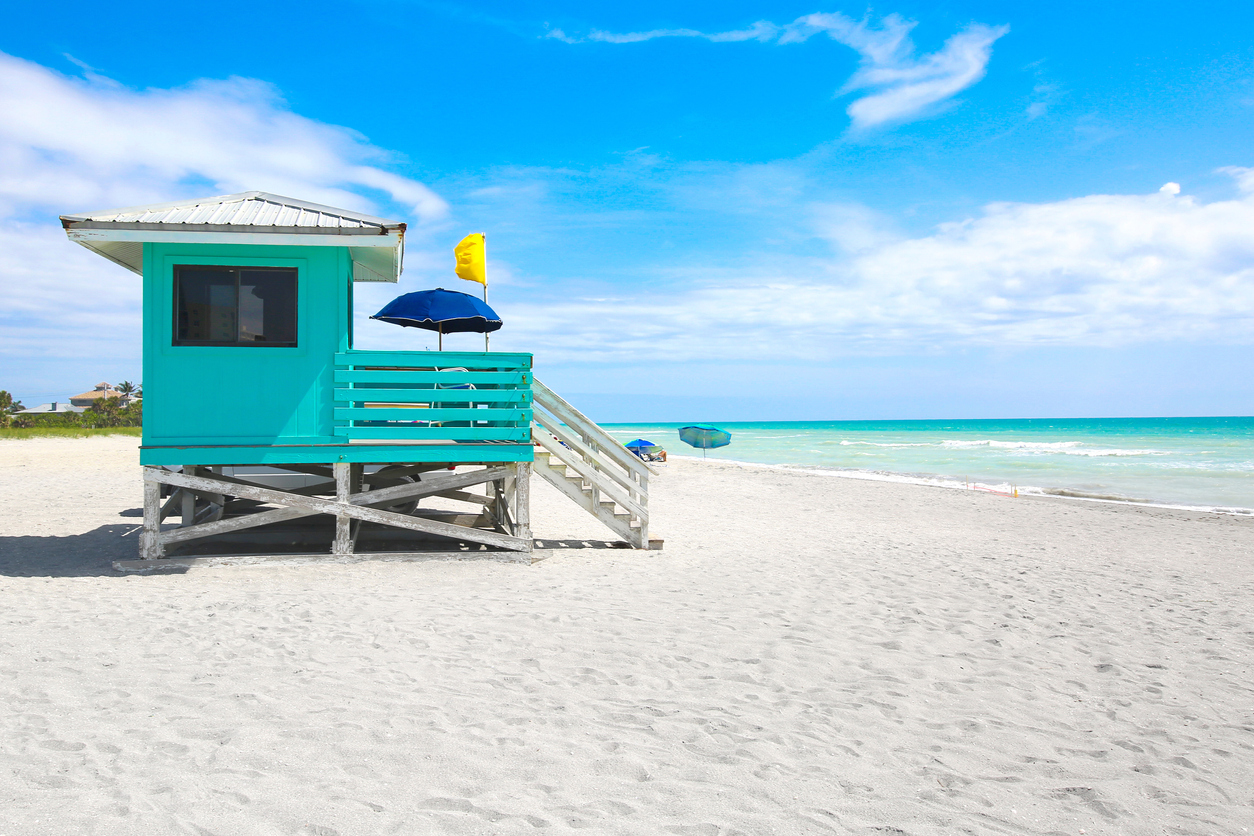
[60,191,406,282]
[60,191,404,234]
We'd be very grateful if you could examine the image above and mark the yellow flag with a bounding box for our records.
[454,233,486,285]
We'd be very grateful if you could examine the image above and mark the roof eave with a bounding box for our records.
[58,190,405,229]
[61,220,404,235]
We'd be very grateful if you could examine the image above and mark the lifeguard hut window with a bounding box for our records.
[174,265,298,347]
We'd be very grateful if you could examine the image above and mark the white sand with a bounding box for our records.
[1,435,1252,835]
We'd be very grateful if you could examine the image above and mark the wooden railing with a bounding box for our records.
[333,351,532,444]
[531,379,658,548]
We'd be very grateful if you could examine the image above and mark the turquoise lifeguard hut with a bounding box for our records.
[61,191,657,568]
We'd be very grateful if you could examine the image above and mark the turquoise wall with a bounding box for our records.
[142,243,352,447]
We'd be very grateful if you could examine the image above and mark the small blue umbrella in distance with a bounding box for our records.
[678,425,731,458]
[371,287,502,349]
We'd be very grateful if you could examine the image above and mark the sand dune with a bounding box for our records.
[1,436,1252,834]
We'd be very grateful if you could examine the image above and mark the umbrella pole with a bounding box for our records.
[438,323,443,351]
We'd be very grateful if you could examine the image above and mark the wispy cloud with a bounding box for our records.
[428,170,1254,363]
[545,12,1008,128]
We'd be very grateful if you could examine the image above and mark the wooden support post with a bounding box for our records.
[140,471,164,560]
[514,462,531,543]
[333,462,353,556]
[182,465,197,527]
[349,463,363,549]
[492,476,513,533]
[204,466,225,522]
[636,470,649,546]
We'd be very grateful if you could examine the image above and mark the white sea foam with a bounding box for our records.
[942,439,1082,449]
[839,440,931,448]
[1061,448,1171,457]
[610,420,1253,510]
[671,455,1254,516]
[938,439,1169,456]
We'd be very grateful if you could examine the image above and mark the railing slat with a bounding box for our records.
[336,350,530,369]
[532,412,638,498]
[532,379,656,477]
[330,351,534,446]
[335,407,530,422]
[535,429,649,519]
[334,389,531,404]
[339,427,530,441]
[335,369,529,385]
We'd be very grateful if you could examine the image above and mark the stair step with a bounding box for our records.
[531,397,656,549]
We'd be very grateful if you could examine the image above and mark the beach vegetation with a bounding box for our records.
[0,426,142,438]
[0,391,24,428]
[6,393,143,431]
[84,395,143,428]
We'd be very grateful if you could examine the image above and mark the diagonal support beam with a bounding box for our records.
[147,468,530,552]
[348,467,512,507]
[162,506,315,545]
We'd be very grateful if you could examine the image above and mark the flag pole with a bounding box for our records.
[483,234,489,352]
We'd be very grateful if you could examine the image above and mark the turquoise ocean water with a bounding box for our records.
[600,418,1254,514]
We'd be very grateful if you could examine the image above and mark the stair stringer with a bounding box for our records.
[532,451,641,545]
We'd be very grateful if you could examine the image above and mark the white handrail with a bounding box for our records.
[532,379,657,478]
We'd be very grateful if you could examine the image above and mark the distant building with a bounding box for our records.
[16,402,86,415]
[69,382,121,407]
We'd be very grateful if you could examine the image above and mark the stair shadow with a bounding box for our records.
[532,538,632,550]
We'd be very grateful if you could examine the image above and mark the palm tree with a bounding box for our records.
[116,381,137,397]
[0,390,24,428]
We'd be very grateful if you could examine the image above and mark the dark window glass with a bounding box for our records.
[175,266,297,346]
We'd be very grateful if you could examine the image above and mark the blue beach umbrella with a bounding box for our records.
[625,438,661,457]
[678,425,731,458]
[371,288,502,349]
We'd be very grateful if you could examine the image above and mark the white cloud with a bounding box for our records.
[840,23,1008,128]
[0,223,138,345]
[476,177,1254,363]
[0,50,451,394]
[586,20,778,45]
[1216,166,1254,193]
[547,11,1008,128]
[0,50,447,221]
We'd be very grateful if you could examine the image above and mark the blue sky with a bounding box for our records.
[2,1,1253,419]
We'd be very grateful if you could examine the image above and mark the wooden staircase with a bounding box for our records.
[531,379,661,549]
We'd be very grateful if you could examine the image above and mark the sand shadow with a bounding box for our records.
[532,538,632,550]
[0,524,150,578]
[0,518,638,577]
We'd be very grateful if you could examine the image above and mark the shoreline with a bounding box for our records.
[664,452,1254,517]
[3,433,1250,516]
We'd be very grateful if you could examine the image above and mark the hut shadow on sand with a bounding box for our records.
[0,517,637,577]
[0,524,163,578]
